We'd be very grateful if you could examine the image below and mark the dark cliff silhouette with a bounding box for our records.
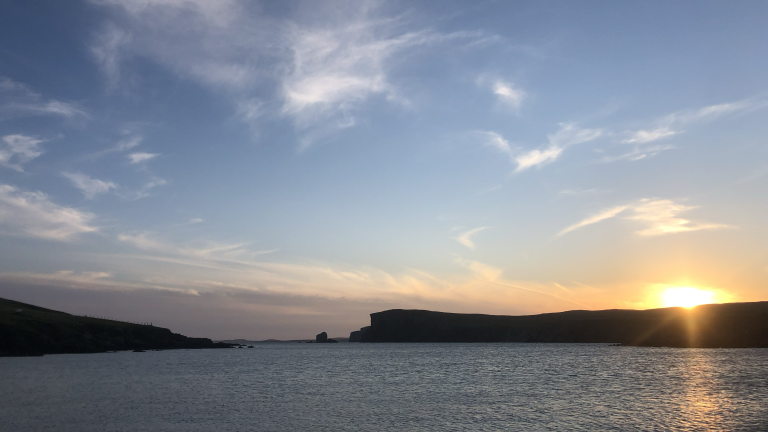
[355,302,768,348]
[314,331,338,343]
[0,297,232,356]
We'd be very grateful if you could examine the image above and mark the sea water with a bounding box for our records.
[2,344,767,431]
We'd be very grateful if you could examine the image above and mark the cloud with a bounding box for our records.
[668,100,767,125]
[0,77,87,119]
[558,198,731,238]
[0,135,44,172]
[86,135,145,160]
[90,22,132,90]
[600,143,676,163]
[115,135,143,151]
[454,257,503,281]
[605,98,768,163]
[0,184,98,241]
[62,172,117,198]
[479,131,514,159]
[120,177,167,200]
[558,188,607,196]
[622,127,677,144]
[127,152,158,163]
[88,0,481,147]
[515,147,564,172]
[628,199,732,236]
[557,205,629,237]
[455,227,488,250]
[477,77,525,109]
[515,123,602,171]
[117,232,269,261]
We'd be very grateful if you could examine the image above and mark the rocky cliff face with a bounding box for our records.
[348,326,370,342]
[358,302,768,347]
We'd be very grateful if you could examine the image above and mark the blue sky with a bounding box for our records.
[1,0,767,339]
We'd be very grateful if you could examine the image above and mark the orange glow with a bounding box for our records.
[662,287,715,308]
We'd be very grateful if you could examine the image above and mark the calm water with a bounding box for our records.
[2,344,767,431]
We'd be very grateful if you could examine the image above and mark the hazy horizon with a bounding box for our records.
[1,0,767,340]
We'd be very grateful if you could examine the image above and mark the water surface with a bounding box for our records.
[2,344,767,431]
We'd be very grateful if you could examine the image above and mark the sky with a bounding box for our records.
[1,0,767,340]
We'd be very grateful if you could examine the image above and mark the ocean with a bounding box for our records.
[2,343,767,431]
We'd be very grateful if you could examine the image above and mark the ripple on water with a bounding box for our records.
[1,344,767,431]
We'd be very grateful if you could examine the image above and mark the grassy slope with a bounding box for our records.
[0,297,230,356]
[361,302,768,347]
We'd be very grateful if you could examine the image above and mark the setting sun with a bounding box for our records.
[662,287,716,308]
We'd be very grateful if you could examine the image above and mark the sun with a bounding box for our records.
[662,287,715,308]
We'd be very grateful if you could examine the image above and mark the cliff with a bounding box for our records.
[358,302,768,347]
[0,297,232,356]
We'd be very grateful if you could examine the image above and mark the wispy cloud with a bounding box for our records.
[455,227,488,250]
[479,131,514,160]
[89,1,483,148]
[477,76,525,110]
[557,205,629,237]
[558,188,608,196]
[0,135,44,172]
[605,98,768,163]
[515,123,602,172]
[558,198,732,238]
[128,152,158,163]
[622,126,677,144]
[628,199,732,236]
[121,177,166,200]
[666,99,767,125]
[117,232,272,262]
[479,124,603,171]
[454,257,503,281]
[600,143,676,163]
[90,22,132,90]
[0,184,98,241]
[0,77,87,119]
[62,172,117,199]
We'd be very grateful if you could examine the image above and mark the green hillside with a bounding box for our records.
[0,297,231,356]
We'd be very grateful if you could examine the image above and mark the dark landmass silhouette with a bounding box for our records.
[0,297,233,356]
[354,302,768,348]
[311,331,338,343]
[219,337,350,344]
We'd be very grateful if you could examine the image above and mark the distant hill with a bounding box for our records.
[0,297,232,356]
[218,337,350,344]
[356,302,768,348]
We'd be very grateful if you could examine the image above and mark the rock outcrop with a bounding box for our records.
[314,332,338,343]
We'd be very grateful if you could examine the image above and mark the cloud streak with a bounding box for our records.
[482,123,603,172]
[128,152,158,163]
[455,227,488,250]
[0,135,45,172]
[62,172,117,198]
[477,76,526,110]
[0,77,87,119]
[606,98,768,162]
[558,198,732,238]
[0,184,98,241]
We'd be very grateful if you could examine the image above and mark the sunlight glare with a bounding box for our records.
[662,287,715,308]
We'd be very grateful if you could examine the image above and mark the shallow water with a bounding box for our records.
[2,344,767,431]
